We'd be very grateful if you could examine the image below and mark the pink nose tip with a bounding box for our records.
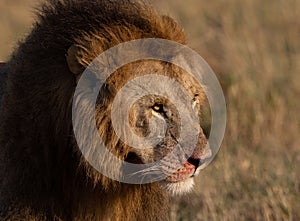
[187,157,200,169]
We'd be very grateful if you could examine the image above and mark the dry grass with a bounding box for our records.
[0,0,37,61]
[1,0,300,220]
[154,0,300,220]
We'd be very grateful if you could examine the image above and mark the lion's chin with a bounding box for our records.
[160,160,199,195]
[160,178,195,196]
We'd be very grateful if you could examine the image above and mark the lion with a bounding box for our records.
[0,0,212,220]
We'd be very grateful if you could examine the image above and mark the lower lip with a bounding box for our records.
[166,162,196,182]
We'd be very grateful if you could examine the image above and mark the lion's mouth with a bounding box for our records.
[164,146,212,183]
[165,157,201,183]
[125,152,206,183]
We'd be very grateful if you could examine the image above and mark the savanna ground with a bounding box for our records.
[0,0,299,220]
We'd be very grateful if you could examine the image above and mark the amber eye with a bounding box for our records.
[193,93,199,102]
[152,103,164,112]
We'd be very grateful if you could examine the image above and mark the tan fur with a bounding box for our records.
[0,1,209,220]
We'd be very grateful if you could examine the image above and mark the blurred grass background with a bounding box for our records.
[1,0,299,220]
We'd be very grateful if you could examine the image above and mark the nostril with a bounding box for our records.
[187,157,200,169]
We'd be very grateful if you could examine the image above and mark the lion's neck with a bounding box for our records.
[65,179,169,221]
[1,151,169,221]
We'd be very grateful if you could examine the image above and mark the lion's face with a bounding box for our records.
[68,45,212,196]
[103,60,212,195]
[123,79,212,195]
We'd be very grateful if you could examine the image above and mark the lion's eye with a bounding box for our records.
[152,103,164,113]
[192,94,200,110]
[193,93,199,102]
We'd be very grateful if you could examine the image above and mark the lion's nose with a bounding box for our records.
[187,144,212,168]
[187,157,200,170]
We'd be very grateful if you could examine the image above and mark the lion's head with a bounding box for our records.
[67,42,212,195]
[0,1,218,220]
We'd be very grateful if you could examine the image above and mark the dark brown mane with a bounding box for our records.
[0,1,187,220]
[0,63,5,69]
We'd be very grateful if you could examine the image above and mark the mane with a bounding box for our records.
[0,1,187,220]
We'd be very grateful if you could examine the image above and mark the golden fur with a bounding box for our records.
[0,1,209,220]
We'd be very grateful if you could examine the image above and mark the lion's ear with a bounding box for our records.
[66,44,87,77]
